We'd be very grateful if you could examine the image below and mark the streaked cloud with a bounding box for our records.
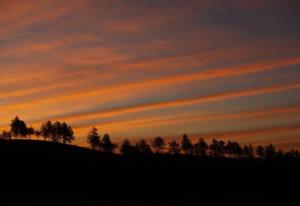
[1,0,299,149]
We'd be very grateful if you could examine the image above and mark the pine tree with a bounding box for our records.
[87,127,101,150]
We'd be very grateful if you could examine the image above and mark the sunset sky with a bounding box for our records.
[0,0,300,149]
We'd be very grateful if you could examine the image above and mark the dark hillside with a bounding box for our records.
[0,139,299,205]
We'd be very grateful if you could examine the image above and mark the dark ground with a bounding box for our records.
[0,139,299,205]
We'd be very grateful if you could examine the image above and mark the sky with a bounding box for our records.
[0,0,300,149]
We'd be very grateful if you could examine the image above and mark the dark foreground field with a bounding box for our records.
[0,139,299,205]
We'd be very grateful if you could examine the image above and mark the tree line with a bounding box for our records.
[86,128,300,160]
[0,116,74,144]
[1,116,300,160]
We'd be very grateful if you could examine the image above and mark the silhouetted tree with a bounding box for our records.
[136,139,152,155]
[120,139,136,155]
[41,121,53,141]
[181,134,193,155]
[243,144,254,159]
[27,126,35,139]
[40,121,74,143]
[87,127,101,150]
[209,139,226,158]
[291,149,300,158]
[226,141,242,158]
[101,133,117,153]
[151,136,165,153]
[61,122,74,144]
[52,121,63,142]
[10,116,28,139]
[265,144,276,159]
[34,130,42,140]
[168,140,180,155]
[194,138,208,157]
[0,130,12,139]
[276,149,284,159]
[256,145,265,159]
[285,149,300,159]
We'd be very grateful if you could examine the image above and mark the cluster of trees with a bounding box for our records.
[0,116,74,144]
[87,127,117,152]
[117,134,300,159]
[86,129,300,159]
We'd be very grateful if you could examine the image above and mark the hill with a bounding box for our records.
[0,139,299,205]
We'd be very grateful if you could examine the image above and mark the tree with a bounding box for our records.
[151,136,165,154]
[27,126,35,139]
[209,139,226,158]
[243,144,254,159]
[181,134,193,155]
[87,127,101,150]
[10,116,28,139]
[40,121,74,143]
[41,121,53,141]
[120,139,136,155]
[34,130,42,140]
[285,149,300,159]
[226,141,242,158]
[194,138,208,157]
[256,145,265,159]
[61,122,74,144]
[136,139,152,155]
[265,144,276,159]
[52,121,62,142]
[168,140,180,155]
[0,130,12,139]
[276,149,284,159]
[102,133,117,153]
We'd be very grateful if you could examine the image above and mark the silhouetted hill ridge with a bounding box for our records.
[0,139,299,205]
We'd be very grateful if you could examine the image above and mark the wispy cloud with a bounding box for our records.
[1,0,300,148]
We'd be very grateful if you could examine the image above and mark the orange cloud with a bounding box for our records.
[1,34,96,57]
[201,124,300,142]
[16,81,300,128]
[0,0,89,36]
[71,103,300,131]
[1,0,299,150]
[69,81,300,120]
[2,55,298,111]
